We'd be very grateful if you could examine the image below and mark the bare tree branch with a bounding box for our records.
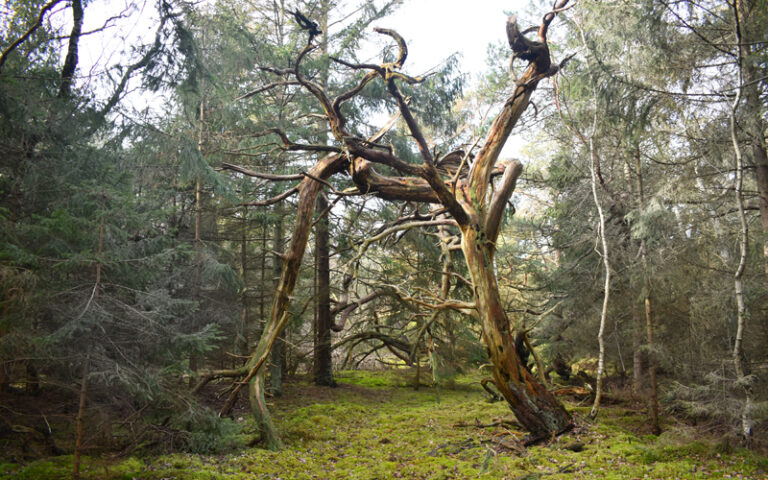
[236,80,301,100]
[241,186,299,206]
[220,163,304,181]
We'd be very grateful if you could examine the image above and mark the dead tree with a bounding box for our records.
[220,3,575,448]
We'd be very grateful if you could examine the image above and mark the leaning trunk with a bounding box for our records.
[461,228,572,440]
[250,370,282,450]
[242,153,346,446]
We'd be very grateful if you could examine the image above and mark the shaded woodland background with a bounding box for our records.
[1,0,767,464]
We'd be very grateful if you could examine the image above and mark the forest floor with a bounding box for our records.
[1,368,766,479]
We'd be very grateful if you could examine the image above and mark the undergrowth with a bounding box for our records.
[2,369,766,479]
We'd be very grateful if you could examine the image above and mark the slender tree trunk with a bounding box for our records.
[73,348,90,480]
[241,153,347,448]
[443,225,464,364]
[74,197,104,480]
[190,90,205,380]
[623,158,644,396]
[729,11,754,437]
[642,277,660,434]
[636,152,661,435]
[589,132,611,419]
[572,18,612,419]
[632,302,643,396]
[313,191,335,386]
[237,206,249,357]
[268,203,285,395]
[522,332,548,387]
[312,3,334,387]
[259,207,267,330]
[194,178,202,287]
[737,1,768,277]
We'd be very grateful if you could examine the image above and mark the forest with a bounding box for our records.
[1,0,767,478]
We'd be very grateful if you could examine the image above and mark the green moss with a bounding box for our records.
[3,456,73,480]
[106,457,145,479]
[3,370,765,480]
[335,369,408,388]
[0,464,20,476]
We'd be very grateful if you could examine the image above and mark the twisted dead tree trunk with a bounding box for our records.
[222,2,574,447]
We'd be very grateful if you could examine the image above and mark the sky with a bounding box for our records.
[40,0,539,155]
[15,0,544,212]
[370,0,522,80]
[63,0,533,91]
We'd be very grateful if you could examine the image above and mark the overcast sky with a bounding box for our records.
[53,0,536,155]
[372,0,520,80]
[67,0,528,87]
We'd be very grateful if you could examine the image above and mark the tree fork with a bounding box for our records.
[229,2,574,446]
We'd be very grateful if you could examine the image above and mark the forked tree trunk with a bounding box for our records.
[447,12,573,438]
[229,4,574,448]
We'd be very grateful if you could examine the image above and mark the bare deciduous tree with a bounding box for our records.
[220,2,576,447]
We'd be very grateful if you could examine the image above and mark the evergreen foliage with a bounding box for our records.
[1,0,766,463]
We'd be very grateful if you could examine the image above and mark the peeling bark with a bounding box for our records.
[461,226,572,439]
[229,3,574,446]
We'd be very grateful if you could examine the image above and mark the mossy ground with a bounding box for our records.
[2,369,766,479]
